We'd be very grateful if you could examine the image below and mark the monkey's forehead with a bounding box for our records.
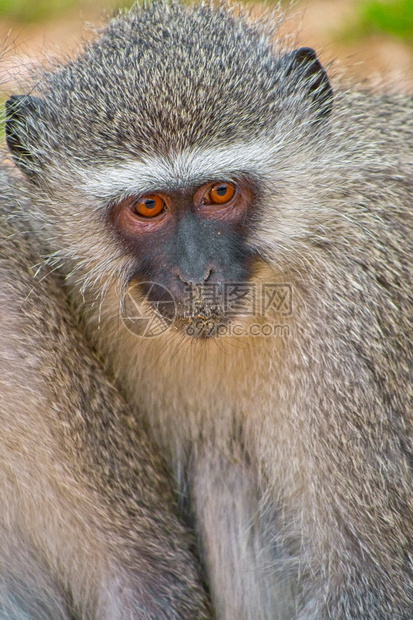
[38,2,299,157]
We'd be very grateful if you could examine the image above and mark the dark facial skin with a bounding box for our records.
[111,179,257,328]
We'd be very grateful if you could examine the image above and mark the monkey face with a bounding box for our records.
[110,178,259,335]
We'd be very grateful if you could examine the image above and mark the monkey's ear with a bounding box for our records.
[281,47,333,119]
[5,94,45,177]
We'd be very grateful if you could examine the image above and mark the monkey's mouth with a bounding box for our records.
[123,278,256,339]
[122,281,235,339]
[161,291,235,339]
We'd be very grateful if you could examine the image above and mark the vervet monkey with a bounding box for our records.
[0,178,210,617]
[3,2,413,619]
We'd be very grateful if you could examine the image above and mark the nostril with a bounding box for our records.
[177,267,213,285]
[177,272,190,285]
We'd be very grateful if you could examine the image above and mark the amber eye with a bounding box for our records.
[208,182,236,205]
[134,194,165,218]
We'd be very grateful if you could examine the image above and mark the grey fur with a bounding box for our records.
[2,2,413,619]
[0,170,210,618]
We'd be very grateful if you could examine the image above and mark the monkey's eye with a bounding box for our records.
[208,182,236,205]
[133,194,165,218]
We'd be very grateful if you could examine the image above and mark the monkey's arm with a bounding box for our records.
[291,232,413,619]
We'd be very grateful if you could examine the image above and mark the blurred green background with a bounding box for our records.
[0,0,140,23]
[0,0,412,139]
[0,0,132,23]
[0,0,412,40]
[355,0,413,40]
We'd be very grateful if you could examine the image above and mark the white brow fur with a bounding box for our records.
[77,141,284,200]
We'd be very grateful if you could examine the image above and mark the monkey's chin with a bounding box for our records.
[173,316,232,340]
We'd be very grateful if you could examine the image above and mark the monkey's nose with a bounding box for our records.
[177,267,212,285]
